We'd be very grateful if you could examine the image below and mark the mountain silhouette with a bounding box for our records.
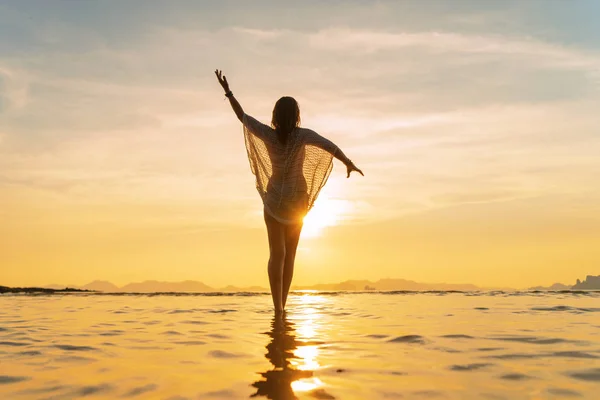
[40,278,485,292]
[31,274,599,293]
[120,280,214,293]
[528,282,571,291]
[45,283,78,290]
[572,275,600,290]
[295,278,481,291]
[528,275,600,291]
[220,285,268,292]
[81,280,120,292]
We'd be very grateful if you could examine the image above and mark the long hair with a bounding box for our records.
[271,96,300,145]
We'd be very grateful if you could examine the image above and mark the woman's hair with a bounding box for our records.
[271,96,300,145]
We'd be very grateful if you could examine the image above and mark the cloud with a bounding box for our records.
[431,189,529,207]
[308,29,600,67]
[231,27,285,40]
[1,7,599,228]
[0,66,29,113]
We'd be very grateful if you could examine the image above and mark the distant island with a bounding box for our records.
[2,275,598,294]
[572,275,600,290]
[293,278,483,292]
[36,278,485,293]
[528,283,572,291]
[0,285,94,294]
[39,280,269,293]
[528,275,600,291]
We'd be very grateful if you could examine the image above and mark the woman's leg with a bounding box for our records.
[282,221,303,309]
[264,210,286,314]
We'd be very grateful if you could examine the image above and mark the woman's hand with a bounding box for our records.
[346,160,364,178]
[214,69,230,93]
[215,69,244,121]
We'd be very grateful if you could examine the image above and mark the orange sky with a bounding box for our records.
[1,2,599,288]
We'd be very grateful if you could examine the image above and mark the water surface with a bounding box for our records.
[1,291,599,399]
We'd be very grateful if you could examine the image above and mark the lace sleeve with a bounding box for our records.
[242,113,274,142]
[303,129,339,157]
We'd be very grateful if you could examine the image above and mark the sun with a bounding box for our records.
[301,195,351,238]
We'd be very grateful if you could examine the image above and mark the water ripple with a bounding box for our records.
[441,334,474,339]
[388,335,426,344]
[489,336,576,345]
[531,305,600,313]
[499,373,534,380]
[547,387,583,397]
[0,341,29,347]
[54,344,98,351]
[122,383,158,397]
[449,363,492,371]
[0,375,30,384]
[567,368,600,382]
[208,350,244,358]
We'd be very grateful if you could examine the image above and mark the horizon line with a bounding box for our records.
[6,275,596,291]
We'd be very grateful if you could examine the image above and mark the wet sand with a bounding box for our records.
[1,291,599,399]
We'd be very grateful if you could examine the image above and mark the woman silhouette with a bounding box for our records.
[216,70,363,314]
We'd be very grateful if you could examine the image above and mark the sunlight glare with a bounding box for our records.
[293,345,320,370]
[302,196,352,238]
[291,294,324,371]
[291,377,324,392]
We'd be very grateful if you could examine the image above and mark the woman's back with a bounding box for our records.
[243,114,339,224]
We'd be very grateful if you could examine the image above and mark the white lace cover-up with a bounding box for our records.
[242,113,340,225]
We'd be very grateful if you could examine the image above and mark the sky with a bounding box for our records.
[1,0,599,289]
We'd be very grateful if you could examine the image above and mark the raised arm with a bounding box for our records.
[215,69,244,122]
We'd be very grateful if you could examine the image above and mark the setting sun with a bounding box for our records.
[301,195,352,238]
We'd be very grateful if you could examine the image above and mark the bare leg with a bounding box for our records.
[282,221,303,309]
[264,210,286,314]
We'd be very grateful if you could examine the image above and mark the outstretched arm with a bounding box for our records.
[334,148,364,178]
[215,69,244,122]
[305,130,364,178]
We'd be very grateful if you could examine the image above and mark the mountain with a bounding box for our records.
[528,283,572,291]
[39,279,483,293]
[295,278,481,291]
[119,280,214,293]
[38,280,267,293]
[220,285,269,292]
[44,283,77,290]
[34,275,598,293]
[572,275,600,290]
[529,276,600,291]
[81,280,121,292]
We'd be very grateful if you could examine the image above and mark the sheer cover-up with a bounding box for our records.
[243,113,340,225]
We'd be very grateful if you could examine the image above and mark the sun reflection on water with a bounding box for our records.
[252,294,331,398]
[291,377,325,393]
[293,345,320,371]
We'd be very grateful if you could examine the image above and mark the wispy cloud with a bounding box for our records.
[2,19,599,222]
[0,11,599,212]
[308,29,600,68]
[0,66,30,113]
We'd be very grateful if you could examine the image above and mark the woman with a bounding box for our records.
[215,70,363,314]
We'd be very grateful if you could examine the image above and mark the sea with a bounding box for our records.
[1,291,599,399]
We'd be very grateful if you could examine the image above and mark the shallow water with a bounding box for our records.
[1,291,599,399]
